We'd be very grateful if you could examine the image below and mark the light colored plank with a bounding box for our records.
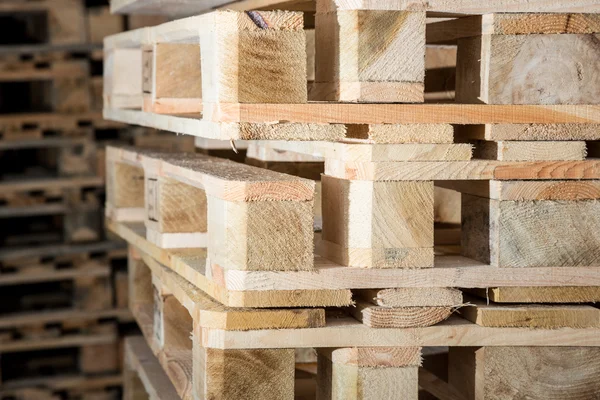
[449,347,600,400]
[201,315,600,349]
[473,141,586,161]
[346,124,454,143]
[324,159,600,181]
[461,300,600,328]
[468,286,600,303]
[356,287,463,307]
[461,195,600,268]
[437,180,600,201]
[351,300,454,328]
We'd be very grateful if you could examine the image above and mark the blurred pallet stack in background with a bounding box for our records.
[0,1,179,398]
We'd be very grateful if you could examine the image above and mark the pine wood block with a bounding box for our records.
[313,9,425,102]
[317,347,421,400]
[321,175,433,268]
[468,286,600,303]
[462,194,600,268]
[473,140,587,161]
[356,287,463,307]
[145,43,202,114]
[208,196,314,271]
[104,48,143,109]
[457,33,600,104]
[461,298,600,328]
[106,156,145,222]
[201,11,306,105]
[351,300,453,328]
[144,176,208,248]
[193,331,295,400]
[449,346,600,400]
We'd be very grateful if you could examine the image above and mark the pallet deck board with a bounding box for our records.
[200,315,600,349]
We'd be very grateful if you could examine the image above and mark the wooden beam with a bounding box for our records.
[356,287,462,307]
[461,195,600,268]
[317,347,421,399]
[351,300,453,328]
[321,176,434,268]
[449,347,600,400]
[473,141,586,161]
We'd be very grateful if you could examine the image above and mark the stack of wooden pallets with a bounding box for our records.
[104,1,600,399]
[0,1,179,399]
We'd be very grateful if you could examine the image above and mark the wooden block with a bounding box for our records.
[468,286,600,303]
[473,140,587,161]
[351,300,453,328]
[201,11,306,105]
[457,33,600,104]
[461,298,600,328]
[321,175,433,268]
[104,48,143,109]
[88,6,125,44]
[449,346,600,400]
[144,176,208,248]
[146,43,202,114]
[457,123,600,141]
[106,159,145,221]
[317,347,421,400]
[345,124,454,144]
[193,331,295,400]
[356,287,462,307]
[461,194,600,267]
[313,9,425,102]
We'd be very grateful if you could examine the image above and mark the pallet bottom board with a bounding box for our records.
[201,315,600,350]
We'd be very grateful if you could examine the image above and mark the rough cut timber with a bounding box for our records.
[449,347,600,400]
[461,194,600,268]
[456,33,600,104]
[313,6,426,102]
[317,347,421,399]
[473,140,587,161]
[460,298,600,328]
[356,287,463,307]
[108,146,315,271]
[345,124,454,143]
[321,175,434,268]
[468,286,600,303]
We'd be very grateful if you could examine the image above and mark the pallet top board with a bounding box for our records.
[200,314,600,349]
[108,146,315,201]
[105,105,600,136]
[110,0,600,16]
[110,220,600,295]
